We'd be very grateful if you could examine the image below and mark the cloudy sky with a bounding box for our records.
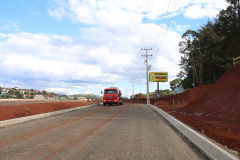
[0,0,228,96]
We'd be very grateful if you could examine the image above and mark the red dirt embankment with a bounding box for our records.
[0,101,100,121]
[178,65,240,120]
[157,65,240,155]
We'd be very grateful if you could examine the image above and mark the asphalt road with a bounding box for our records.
[0,103,209,160]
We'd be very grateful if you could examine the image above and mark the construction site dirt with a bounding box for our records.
[0,101,100,121]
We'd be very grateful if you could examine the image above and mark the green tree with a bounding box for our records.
[73,97,78,100]
[178,1,239,88]
[17,94,24,99]
[154,89,172,94]
[169,78,182,90]
[216,0,240,57]
[130,95,135,99]
[8,89,14,94]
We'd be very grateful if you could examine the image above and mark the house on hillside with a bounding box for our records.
[1,92,7,96]
[31,90,38,94]
[78,97,87,100]
[34,95,45,99]
[23,94,33,99]
[20,89,30,94]
[1,92,14,98]
[54,94,60,99]
[45,95,58,100]
[59,95,67,100]
[2,88,10,93]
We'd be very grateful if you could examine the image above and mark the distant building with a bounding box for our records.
[34,95,45,99]
[174,85,185,95]
[78,97,87,100]
[20,89,30,94]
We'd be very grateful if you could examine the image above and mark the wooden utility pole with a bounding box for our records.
[141,48,152,105]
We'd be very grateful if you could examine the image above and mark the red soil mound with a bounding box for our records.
[125,85,212,105]
[0,101,99,121]
[152,85,212,105]
[177,65,240,121]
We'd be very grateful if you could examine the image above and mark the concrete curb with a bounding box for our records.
[148,104,238,160]
[0,103,98,127]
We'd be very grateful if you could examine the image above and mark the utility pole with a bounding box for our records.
[141,48,152,105]
[130,79,135,98]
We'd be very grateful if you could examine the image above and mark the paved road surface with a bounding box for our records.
[0,103,209,160]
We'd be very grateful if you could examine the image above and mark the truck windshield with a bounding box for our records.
[104,90,117,94]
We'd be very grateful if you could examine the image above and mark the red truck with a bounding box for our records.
[101,87,124,106]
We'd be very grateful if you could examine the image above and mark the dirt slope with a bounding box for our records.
[177,65,240,120]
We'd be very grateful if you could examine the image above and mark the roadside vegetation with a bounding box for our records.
[177,0,239,89]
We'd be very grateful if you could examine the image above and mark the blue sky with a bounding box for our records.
[0,0,228,97]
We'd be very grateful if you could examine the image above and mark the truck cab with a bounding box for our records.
[102,87,124,106]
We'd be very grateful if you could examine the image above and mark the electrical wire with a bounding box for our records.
[151,0,172,55]
[141,0,179,71]
[141,0,148,48]
[154,0,179,57]
[145,0,155,47]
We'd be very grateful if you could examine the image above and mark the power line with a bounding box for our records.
[145,0,155,47]
[141,0,179,58]
[141,0,149,48]
[151,0,172,55]
[154,0,179,57]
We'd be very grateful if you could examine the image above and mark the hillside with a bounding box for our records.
[177,65,240,120]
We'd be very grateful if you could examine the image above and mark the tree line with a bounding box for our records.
[178,0,239,89]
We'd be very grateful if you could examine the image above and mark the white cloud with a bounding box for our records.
[177,25,191,32]
[181,0,228,19]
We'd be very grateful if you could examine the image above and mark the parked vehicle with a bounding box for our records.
[101,87,123,106]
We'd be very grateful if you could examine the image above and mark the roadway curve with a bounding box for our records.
[0,103,209,160]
